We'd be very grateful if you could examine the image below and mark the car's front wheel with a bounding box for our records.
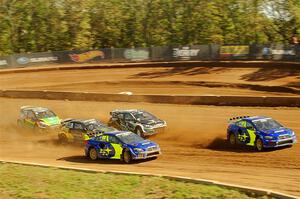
[122,149,132,164]
[135,127,144,138]
[89,147,98,160]
[255,138,264,151]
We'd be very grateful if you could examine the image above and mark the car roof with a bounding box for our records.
[66,118,100,124]
[82,119,102,124]
[112,109,144,114]
[103,131,133,136]
[244,116,271,122]
[21,106,50,112]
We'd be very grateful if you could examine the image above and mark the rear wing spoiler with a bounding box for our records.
[228,116,250,123]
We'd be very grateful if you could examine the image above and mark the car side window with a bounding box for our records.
[97,135,109,142]
[87,124,94,131]
[236,120,246,128]
[67,122,73,129]
[74,123,83,130]
[117,113,123,120]
[20,110,27,119]
[124,113,134,121]
[108,135,120,144]
[27,111,35,120]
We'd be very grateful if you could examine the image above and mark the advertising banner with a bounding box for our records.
[0,56,9,67]
[173,46,201,60]
[123,48,150,61]
[53,49,111,63]
[258,45,298,60]
[14,52,59,66]
[220,45,249,59]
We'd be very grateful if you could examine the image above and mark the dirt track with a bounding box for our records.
[0,65,300,197]
[0,98,299,197]
[0,66,299,96]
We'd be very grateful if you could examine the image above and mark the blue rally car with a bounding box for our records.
[85,131,161,163]
[227,116,297,151]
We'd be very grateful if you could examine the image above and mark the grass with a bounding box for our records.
[0,163,273,199]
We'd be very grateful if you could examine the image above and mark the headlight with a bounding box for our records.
[264,136,273,140]
[144,125,152,128]
[133,148,144,153]
[291,131,295,136]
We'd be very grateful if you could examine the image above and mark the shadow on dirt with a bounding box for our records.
[241,68,300,81]
[129,67,228,79]
[37,139,85,148]
[58,155,156,165]
[202,138,292,153]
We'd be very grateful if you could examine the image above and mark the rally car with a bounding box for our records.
[17,106,61,132]
[58,118,117,143]
[85,131,161,163]
[108,109,166,137]
[227,116,297,151]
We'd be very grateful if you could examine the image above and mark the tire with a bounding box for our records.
[88,147,98,160]
[135,127,144,138]
[255,138,264,151]
[122,149,132,164]
[229,133,236,145]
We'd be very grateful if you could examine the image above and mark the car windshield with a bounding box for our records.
[253,118,283,131]
[132,111,157,121]
[116,132,144,144]
[35,110,56,118]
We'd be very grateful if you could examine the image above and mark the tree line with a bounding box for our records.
[0,0,299,56]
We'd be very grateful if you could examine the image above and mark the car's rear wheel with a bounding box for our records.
[89,147,98,160]
[255,138,264,151]
[229,133,236,145]
[123,149,132,164]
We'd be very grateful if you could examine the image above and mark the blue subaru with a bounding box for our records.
[84,131,161,163]
[227,116,297,151]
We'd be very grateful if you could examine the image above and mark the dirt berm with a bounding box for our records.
[0,89,299,107]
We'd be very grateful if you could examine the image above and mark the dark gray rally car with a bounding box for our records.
[108,109,167,137]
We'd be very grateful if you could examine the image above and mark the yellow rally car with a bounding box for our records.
[58,118,117,144]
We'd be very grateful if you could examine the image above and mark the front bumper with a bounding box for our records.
[143,126,166,136]
[132,149,161,160]
[263,137,297,148]
[39,124,60,132]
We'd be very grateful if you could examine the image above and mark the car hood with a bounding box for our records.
[140,119,165,126]
[40,116,61,126]
[129,140,158,149]
[263,128,294,137]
